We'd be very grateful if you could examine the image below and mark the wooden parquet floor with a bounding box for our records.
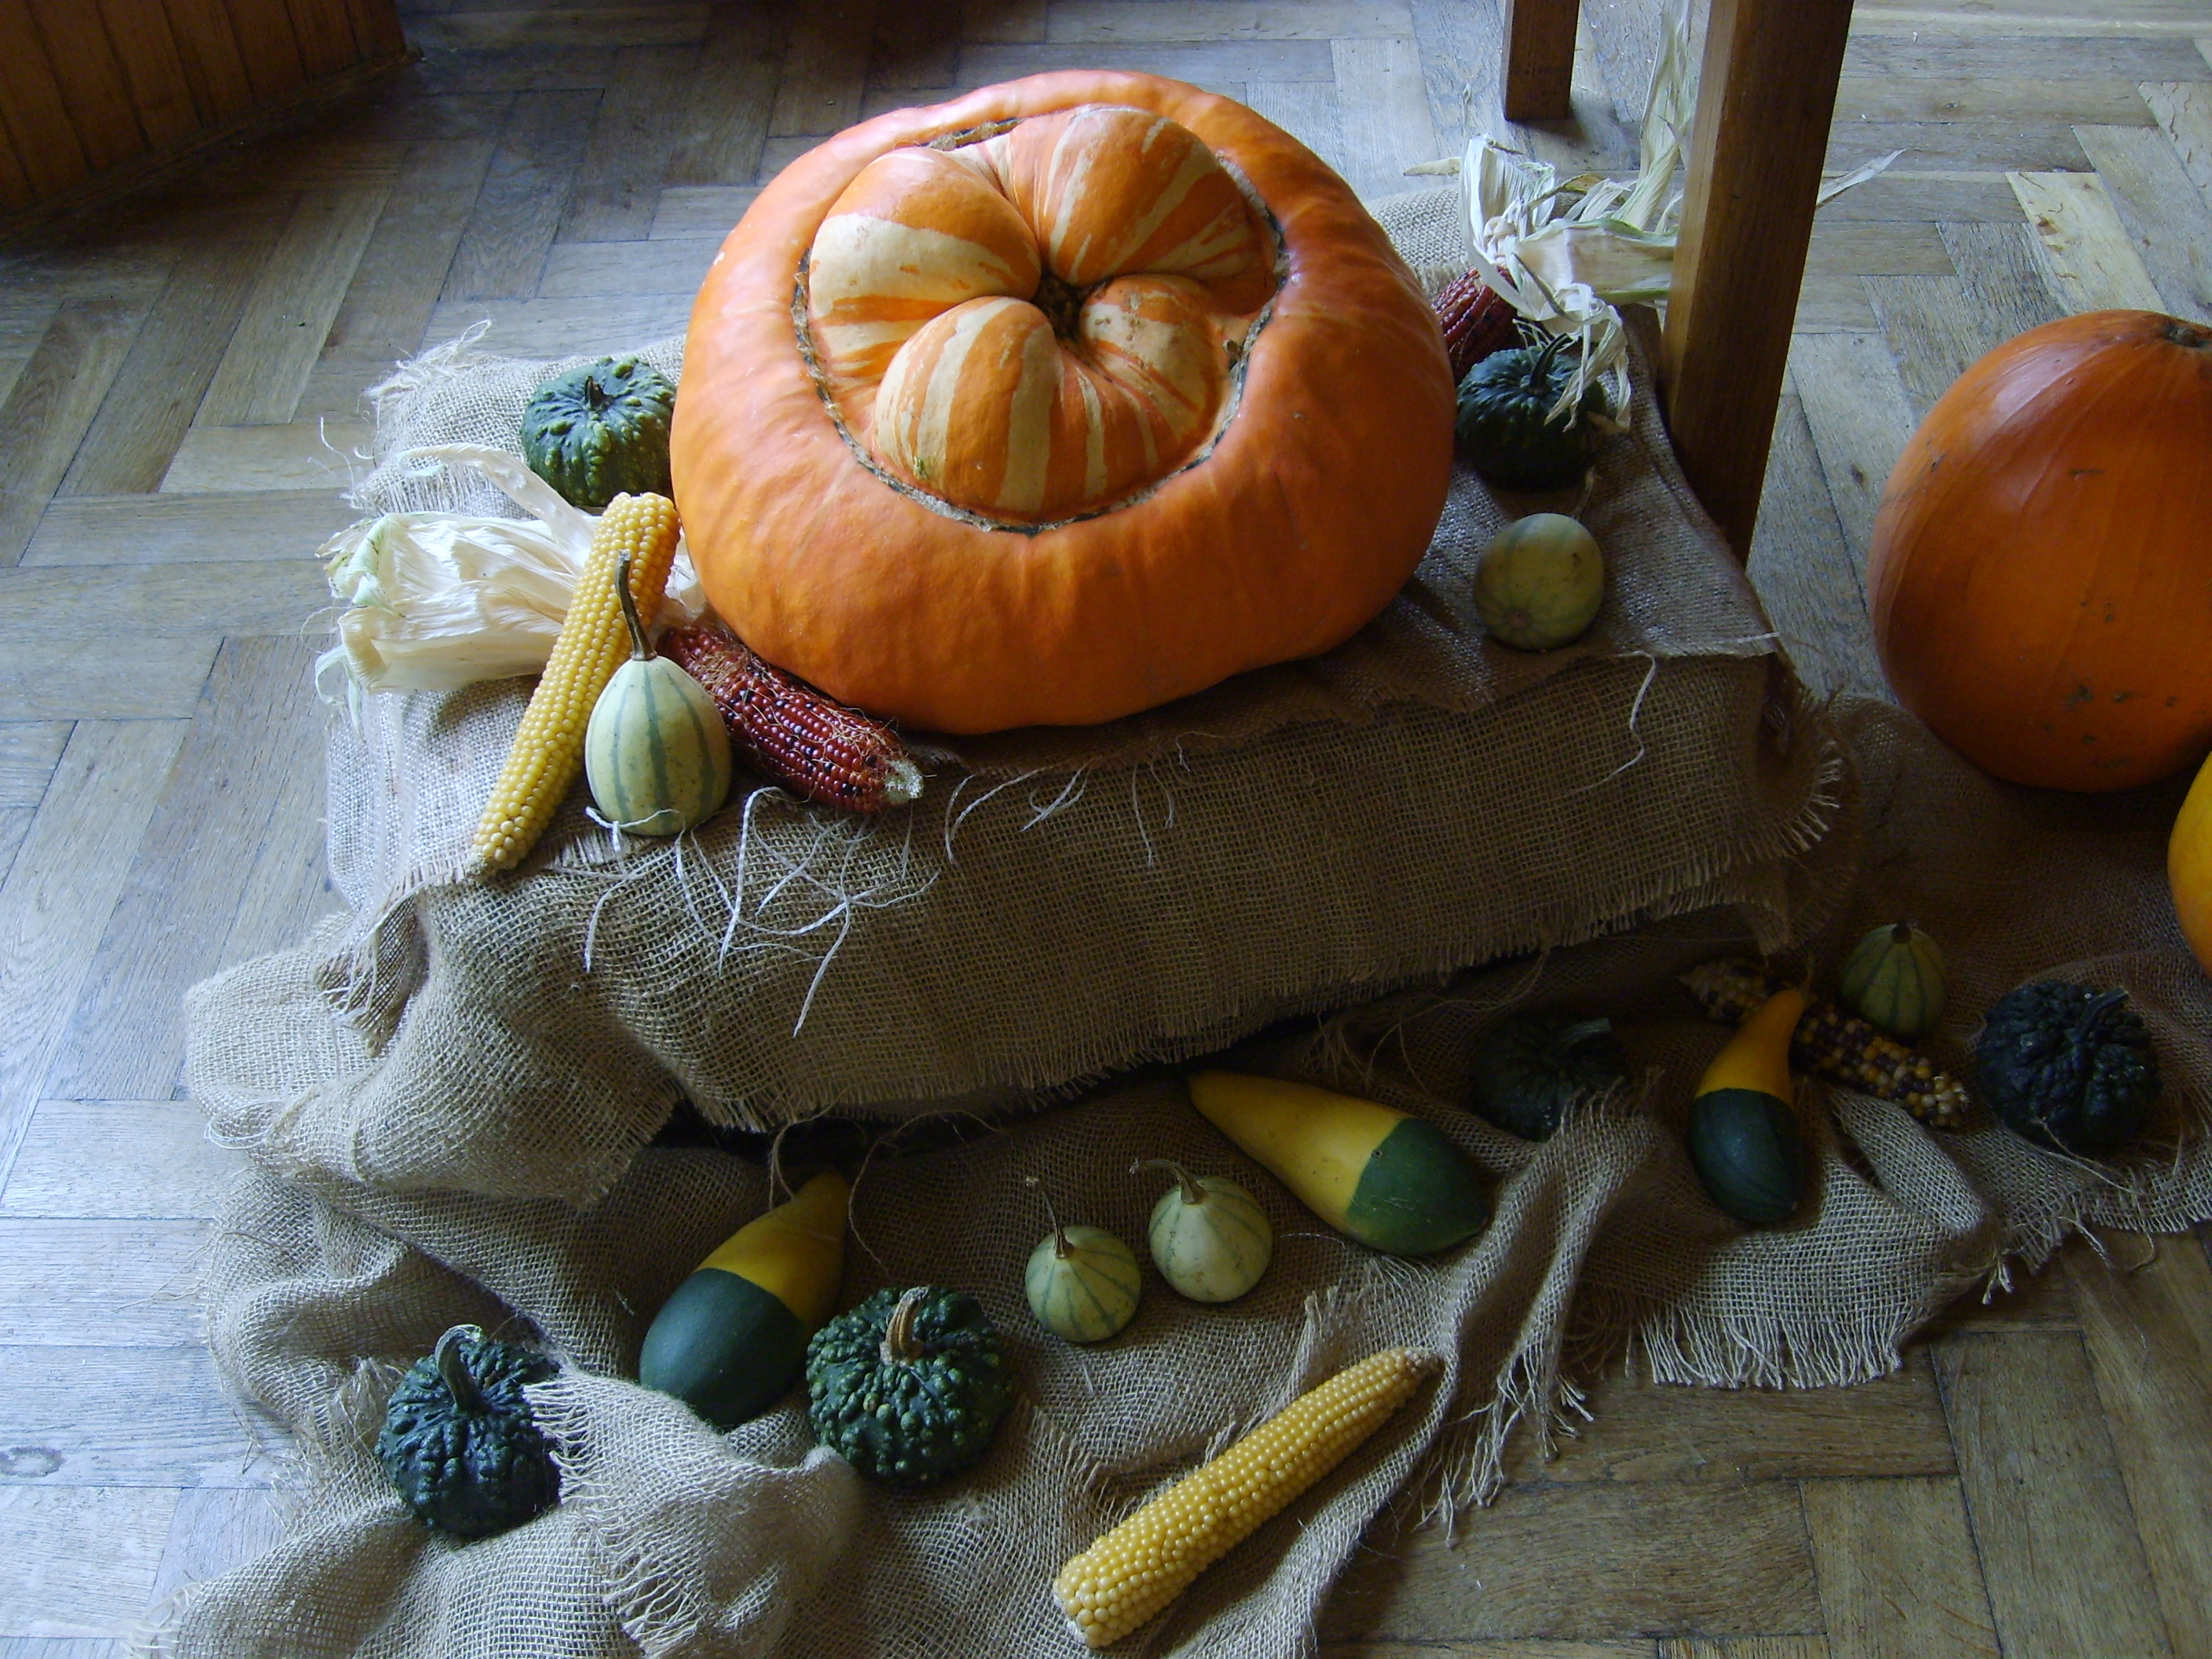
[2,2,2210,1653]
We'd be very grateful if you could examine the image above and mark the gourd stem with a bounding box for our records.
[613,549,651,662]
[1027,1175,1071,1258]
[434,1325,485,1414]
[2078,987,2131,1031]
[881,1286,929,1367]
[1557,1017,1614,1052]
[1133,1157,1207,1207]
[1890,921,1917,945]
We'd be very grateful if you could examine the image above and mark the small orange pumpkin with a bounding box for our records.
[1866,310,2212,792]
[672,73,1453,734]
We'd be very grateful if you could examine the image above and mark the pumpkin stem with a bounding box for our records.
[433,1325,485,1414]
[881,1286,930,1367]
[1133,1157,1208,1208]
[613,548,651,662]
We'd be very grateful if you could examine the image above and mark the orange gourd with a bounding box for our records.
[1866,310,2212,792]
[672,73,1454,734]
[2173,752,2212,975]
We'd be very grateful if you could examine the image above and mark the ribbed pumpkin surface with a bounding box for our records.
[1866,310,2212,791]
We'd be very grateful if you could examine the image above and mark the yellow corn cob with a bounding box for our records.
[1053,1346,1441,1649]
[471,492,682,873]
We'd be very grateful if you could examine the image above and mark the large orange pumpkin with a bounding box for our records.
[1866,310,2212,792]
[671,73,1454,734]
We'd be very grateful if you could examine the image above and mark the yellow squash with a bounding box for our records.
[1688,987,1807,1226]
[2172,750,2212,975]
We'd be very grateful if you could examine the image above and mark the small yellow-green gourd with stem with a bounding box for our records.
[1023,1181,1141,1344]
[1474,513,1606,650]
[1134,1159,1273,1302]
[1837,921,1946,1040]
[584,547,732,837]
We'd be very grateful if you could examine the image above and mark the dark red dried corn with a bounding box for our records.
[660,624,922,814]
[1434,268,1521,382]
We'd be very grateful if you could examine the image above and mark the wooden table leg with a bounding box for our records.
[1661,0,1856,557]
[1503,0,1582,122]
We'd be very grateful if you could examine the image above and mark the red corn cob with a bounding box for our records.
[659,624,923,814]
[1434,267,1521,382]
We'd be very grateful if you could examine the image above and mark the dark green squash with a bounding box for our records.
[1688,1088,1806,1225]
[375,1325,560,1538]
[1454,332,1609,493]
[1467,1013,1629,1140]
[520,355,676,511]
[1977,981,2159,1155]
[806,1286,1013,1486]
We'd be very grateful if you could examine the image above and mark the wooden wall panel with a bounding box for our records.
[213,0,310,104]
[94,1,203,152]
[284,0,359,81]
[0,6,92,198]
[161,0,258,127]
[24,0,148,174]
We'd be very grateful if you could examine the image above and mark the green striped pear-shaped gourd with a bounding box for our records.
[1025,1223,1141,1343]
[1837,921,1946,1040]
[584,551,732,837]
[1139,1159,1273,1302]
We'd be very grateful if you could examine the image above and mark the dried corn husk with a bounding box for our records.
[315,444,707,709]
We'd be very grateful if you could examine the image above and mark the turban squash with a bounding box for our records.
[672,73,1453,734]
[1866,310,2212,792]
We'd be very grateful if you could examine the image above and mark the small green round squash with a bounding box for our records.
[1838,921,1946,1039]
[584,554,732,836]
[375,1325,560,1538]
[806,1286,1012,1486]
[1687,1088,1805,1225]
[1474,515,1606,650]
[1467,1012,1628,1139]
[1139,1160,1273,1302]
[521,356,676,512]
[1025,1224,1141,1342]
[1454,333,1609,493]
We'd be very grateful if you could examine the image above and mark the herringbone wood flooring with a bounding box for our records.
[2,2,2210,1653]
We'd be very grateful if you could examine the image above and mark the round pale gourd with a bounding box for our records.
[584,556,733,836]
[672,72,1454,734]
[1141,1161,1273,1303]
[1025,1225,1141,1343]
[1474,513,1605,650]
[1837,921,1946,1040]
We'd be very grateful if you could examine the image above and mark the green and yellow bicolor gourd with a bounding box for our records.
[639,1170,848,1428]
[1188,1072,1489,1256]
[1687,987,1808,1226]
[584,550,732,837]
[1025,1224,1142,1343]
[1138,1160,1273,1302]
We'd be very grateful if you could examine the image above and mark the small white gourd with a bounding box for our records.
[1025,1221,1142,1344]
[584,550,732,836]
[1137,1159,1273,1303]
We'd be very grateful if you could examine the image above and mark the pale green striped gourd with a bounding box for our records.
[1837,921,1946,1040]
[1025,1225,1141,1343]
[584,552,732,837]
[1139,1160,1273,1303]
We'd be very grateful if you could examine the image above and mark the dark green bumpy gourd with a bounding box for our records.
[1977,981,2159,1155]
[1453,332,1609,493]
[520,355,676,511]
[375,1325,561,1538]
[805,1286,1012,1486]
[1467,1013,1629,1140]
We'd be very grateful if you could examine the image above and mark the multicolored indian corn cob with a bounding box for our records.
[658,624,922,814]
[1682,958,1972,1129]
[472,492,683,873]
[1053,1346,1441,1650]
[1434,267,1521,381]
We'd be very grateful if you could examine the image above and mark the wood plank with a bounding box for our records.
[57,237,273,500]
[220,0,310,105]
[1321,1482,1820,1643]
[1935,1331,2176,1657]
[0,1639,124,1658]
[423,292,695,356]
[1928,1253,2080,1332]
[286,0,363,80]
[92,0,203,153]
[1503,0,1580,123]
[963,0,1043,44]
[1800,1478,2000,1659]
[956,41,1335,90]
[1851,9,2212,39]
[1866,223,2063,418]
[1045,2,1415,43]
[0,720,185,1190]
[0,1346,276,1487]
[0,1486,178,1639]
[151,1488,290,1603]
[1747,391,1887,701]
[648,185,760,240]
[47,637,325,1103]
[317,137,498,368]
[401,42,611,96]
[1330,35,1439,202]
[873,0,961,92]
[0,7,92,199]
[0,639,217,723]
[1526,1353,1952,1484]
[409,4,709,50]
[0,302,145,567]
[24,491,358,567]
[1789,331,1918,562]
[1243,81,1346,177]
[562,44,696,243]
[1826,120,2090,174]
[24,0,148,175]
[160,0,258,128]
[2141,82,2212,206]
[769,0,878,137]
[2010,169,2168,313]
[663,2,782,185]
[2066,1236,2212,1659]
[1419,0,1635,167]
[0,1219,208,1346]
[1843,35,2212,80]
[0,562,329,639]
[1811,174,2031,223]
[2074,123,2212,322]
[0,725,68,810]
[538,236,721,297]
[1833,76,2151,125]
[442,87,603,302]
[0,1102,245,1219]
[159,423,371,493]
[1324,1645,1657,1659]
[196,182,393,427]
[0,811,30,890]
[1661,1643,1829,1659]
